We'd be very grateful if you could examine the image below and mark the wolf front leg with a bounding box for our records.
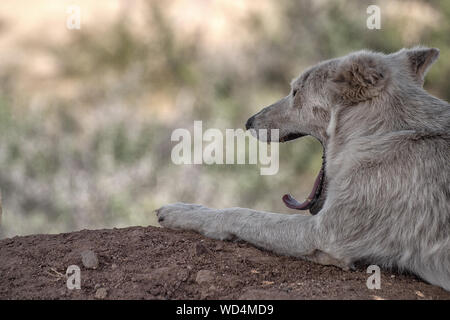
[155,202,320,258]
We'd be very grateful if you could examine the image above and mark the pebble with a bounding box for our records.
[81,250,99,269]
[415,290,425,298]
[95,288,108,299]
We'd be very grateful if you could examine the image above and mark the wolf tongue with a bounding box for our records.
[282,167,324,211]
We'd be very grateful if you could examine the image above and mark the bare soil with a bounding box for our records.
[1,226,449,300]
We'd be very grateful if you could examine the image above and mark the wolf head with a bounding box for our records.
[245,47,441,145]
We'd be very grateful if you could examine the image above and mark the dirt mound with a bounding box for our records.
[1,226,449,300]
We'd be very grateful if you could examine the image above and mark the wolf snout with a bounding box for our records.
[245,115,256,130]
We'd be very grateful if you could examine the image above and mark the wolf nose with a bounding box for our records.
[245,116,255,130]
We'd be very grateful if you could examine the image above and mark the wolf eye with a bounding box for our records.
[292,89,298,97]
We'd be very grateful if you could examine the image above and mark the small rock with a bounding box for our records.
[111,263,118,270]
[195,270,215,285]
[95,288,108,299]
[415,290,425,298]
[81,250,99,269]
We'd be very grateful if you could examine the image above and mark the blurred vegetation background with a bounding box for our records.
[0,0,449,238]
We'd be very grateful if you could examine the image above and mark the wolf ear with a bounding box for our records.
[404,47,439,84]
[330,54,389,105]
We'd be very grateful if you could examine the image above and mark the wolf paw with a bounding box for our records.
[155,203,233,240]
[156,202,204,224]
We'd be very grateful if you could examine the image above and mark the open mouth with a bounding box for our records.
[279,132,305,143]
[279,133,326,215]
